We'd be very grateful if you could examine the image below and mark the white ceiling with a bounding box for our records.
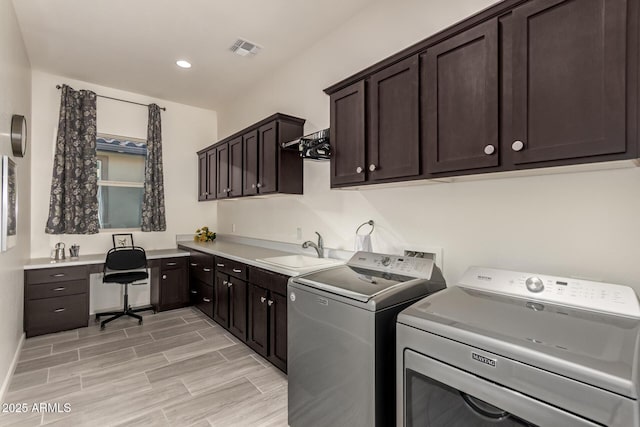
[12,0,373,110]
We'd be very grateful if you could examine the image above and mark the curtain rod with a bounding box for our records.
[55,85,167,111]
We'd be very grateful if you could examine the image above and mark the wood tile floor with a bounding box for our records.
[0,307,288,427]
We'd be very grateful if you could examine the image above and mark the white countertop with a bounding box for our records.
[24,248,190,270]
[177,239,340,277]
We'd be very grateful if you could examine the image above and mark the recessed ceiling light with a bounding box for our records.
[176,60,192,69]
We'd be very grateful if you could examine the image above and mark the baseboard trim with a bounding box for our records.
[0,332,25,404]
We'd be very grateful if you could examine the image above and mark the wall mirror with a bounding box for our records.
[2,155,17,251]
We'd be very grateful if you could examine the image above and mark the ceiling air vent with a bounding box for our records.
[230,38,262,57]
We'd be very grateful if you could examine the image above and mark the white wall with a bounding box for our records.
[217,0,640,290]
[30,71,218,258]
[0,0,31,401]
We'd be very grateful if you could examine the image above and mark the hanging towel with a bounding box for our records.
[355,234,372,252]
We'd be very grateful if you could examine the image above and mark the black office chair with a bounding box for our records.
[95,246,155,330]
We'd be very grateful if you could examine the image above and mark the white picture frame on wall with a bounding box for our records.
[1,155,17,251]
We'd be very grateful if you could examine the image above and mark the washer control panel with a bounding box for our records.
[459,267,640,318]
[347,251,435,279]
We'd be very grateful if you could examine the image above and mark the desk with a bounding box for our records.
[24,249,189,337]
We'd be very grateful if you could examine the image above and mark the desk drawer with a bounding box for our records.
[26,266,87,285]
[162,257,187,270]
[26,293,88,337]
[215,257,248,280]
[26,279,88,300]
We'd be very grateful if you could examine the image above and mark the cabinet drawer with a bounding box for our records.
[249,267,289,295]
[26,293,88,337]
[189,251,214,286]
[162,257,187,270]
[26,279,88,300]
[215,257,248,280]
[194,281,214,319]
[26,266,87,285]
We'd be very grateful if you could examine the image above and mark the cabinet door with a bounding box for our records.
[369,56,420,180]
[213,272,230,327]
[243,130,259,196]
[216,143,229,198]
[258,121,278,194]
[229,137,243,197]
[206,148,217,200]
[424,19,499,173]
[160,268,188,310]
[511,0,627,164]
[330,80,366,186]
[198,153,207,201]
[247,284,269,356]
[268,292,287,372]
[229,278,247,340]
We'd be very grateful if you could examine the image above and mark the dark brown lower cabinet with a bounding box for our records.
[214,271,230,326]
[24,266,89,338]
[247,268,289,373]
[154,257,189,311]
[194,281,213,319]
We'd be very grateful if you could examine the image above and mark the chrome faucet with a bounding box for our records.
[302,232,324,258]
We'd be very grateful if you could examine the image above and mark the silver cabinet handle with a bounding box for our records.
[369,164,377,172]
[232,269,242,274]
[251,184,256,188]
[162,275,167,280]
[52,273,65,277]
[267,300,274,306]
[260,296,266,303]
[223,280,228,285]
[52,287,65,291]
[356,166,363,174]
[217,263,225,267]
[484,145,496,155]
[166,262,177,266]
[203,297,211,303]
[227,282,233,288]
[512,140,524,152]
[190,263,197,267]
[256,183,262,188]
[191,290,198,294]
[54,308,65,313]
[203,268,212,272]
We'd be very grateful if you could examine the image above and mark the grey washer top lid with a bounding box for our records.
[398,285,640,398]
[291,265,446,310]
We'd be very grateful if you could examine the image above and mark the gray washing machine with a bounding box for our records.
[397,267,640,426]
[288,251,445,427]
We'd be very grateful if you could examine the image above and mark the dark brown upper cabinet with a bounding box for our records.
[243,129,259,196]
[510,0,627,165]
[198,113,305,200]
[369,56,420,181]
[330,81,366,186]
[229,137,243,197]
[423,19,499,174]
[216,143,229,198]
[198,152,207,201]
[198,148,217,201]
[324,0,638,186]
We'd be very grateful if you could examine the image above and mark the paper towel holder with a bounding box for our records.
[356,220,375,235]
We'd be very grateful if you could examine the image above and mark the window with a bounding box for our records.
[96,134,146,229]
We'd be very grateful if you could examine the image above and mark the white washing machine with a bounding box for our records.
[397,267,640,426]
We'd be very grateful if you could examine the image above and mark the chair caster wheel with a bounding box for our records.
[100,325,105,330]
[138,320,143,325]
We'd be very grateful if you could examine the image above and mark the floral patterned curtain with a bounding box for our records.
[141,104,166,231]
[45,85,99,234]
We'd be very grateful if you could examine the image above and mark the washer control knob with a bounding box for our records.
[381,256,392,266]
[525,277,544,293]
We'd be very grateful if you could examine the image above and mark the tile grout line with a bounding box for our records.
[244,375,265,394]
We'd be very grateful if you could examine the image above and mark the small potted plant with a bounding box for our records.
[194,226,216,242]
